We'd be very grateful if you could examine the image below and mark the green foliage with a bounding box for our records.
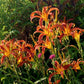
[0,0,36,40]
[35,0,84,28]
[0,0,84,84]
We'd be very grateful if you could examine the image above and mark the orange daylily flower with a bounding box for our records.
[71,59,84,72]
[57,17,75,37]
[0,39,16,64]
[54,61,65,78]
[38,35,52,49]
[48,61,65,79]
[33,24,56,48]
[34,25,54,38]
[57,22,84,43]
[33,23,56,50]
[71,28,84,42]
[31,34,52,55]
[48,60,72,84]
[30,6,59,26]
[14,40,35,54]
[14,40,35,66]
[0,39,35,67]
[16,51,34,67]
[61,23,75,36]
[48,61,65,84]
[59,17,84,40]
[17,51,34,67]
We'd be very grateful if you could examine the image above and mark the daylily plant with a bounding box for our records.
[30,6,84,83]
[48,58,84,83]
[0,39,16,64]
[30,6,59,26]
[0,6,84,84]
[0,39,35,67]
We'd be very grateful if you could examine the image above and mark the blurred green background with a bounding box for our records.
[0,0,84,42]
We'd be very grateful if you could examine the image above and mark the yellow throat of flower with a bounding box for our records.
[4,50,10,57]
[74,31,80,42]
[45,41,52,49]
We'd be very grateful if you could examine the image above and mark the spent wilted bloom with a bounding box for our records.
[49,54,55,59]
[38,53,42,58]
[58,51,71,66]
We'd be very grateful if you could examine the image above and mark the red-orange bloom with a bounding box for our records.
[0,39,15,64]
[49,72,60,84]
[58,22,84,43]
[14,40,35,67]
[33,24,54,38]
[34,36,52,54]
[0,39,35,67]
[30,6,59,26]
[71,59,84,72]
[48,61,65,80]
[48,60,71,84]
[71,28,84,42]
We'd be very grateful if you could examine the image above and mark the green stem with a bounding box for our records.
[54,10,57,24]
[13,65,21,83]
[45,21,48,28]
[64,71,70,81]
[77,41,83,59]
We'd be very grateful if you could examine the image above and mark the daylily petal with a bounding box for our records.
[55,61,60,67]
[1,55,6,64]
[17,55,23,64]
[30,11,42,22]
[39,17,43,27]
[48,8,59,15]
[48,72,57,84]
